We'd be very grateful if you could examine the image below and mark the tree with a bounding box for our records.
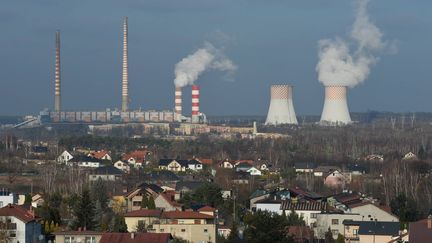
[91,178,109,211]
[147,196,156,209]
[110,215,128,232]
[335,234,344,243]
[243,210,294,243]
[141,194,149,209]
[226,223,240,243]
[390,194,419,223]
[135,221,147,233]
[286,210,305,226]
[324,227,334,243]
[72,189,96,230]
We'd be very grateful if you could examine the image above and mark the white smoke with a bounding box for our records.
[174,42,237,88]
[316,0,390,88]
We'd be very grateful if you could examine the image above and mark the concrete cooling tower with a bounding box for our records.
[265,85,298,125]
[320,85,352,125]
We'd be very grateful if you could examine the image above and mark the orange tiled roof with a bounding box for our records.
[0,204,36,223]
[198,206,216,212]
[90,150,110,160]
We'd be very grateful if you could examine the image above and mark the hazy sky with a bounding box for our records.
[0,0,431,116]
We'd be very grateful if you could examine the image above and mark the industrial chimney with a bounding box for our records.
[320,85,352,125]
[175,87,182,121]
[54,30,61,112]
[265,85,298,125]
[191,85,200,123]
[121,17,129,112]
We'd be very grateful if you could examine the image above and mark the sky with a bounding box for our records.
[0,0,431,116]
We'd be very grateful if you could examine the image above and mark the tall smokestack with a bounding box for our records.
[265,85,298,125]
[191,85,200,123]
[54,30,61,112]
[121,17,129,112]
[320,85,352,125]
[175,87,182,121]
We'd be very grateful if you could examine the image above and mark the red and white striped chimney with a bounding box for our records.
[175,87,182,120]
[191,85,200,123]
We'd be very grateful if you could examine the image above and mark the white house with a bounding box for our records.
[315,213,363,239]
[218,160,235,169]
[89,166,123,182]
[68,156,102,168]
[0,204,42,243]
[88,150,112,161]
[0,190,17,208]
[114,160,131,173]
[402,152,418,161]
[158,159,203,172]
[247,167,262,176]
[187,159,203,171]
[347,202,399,222]
[57,150,73,164]
[280,201,328,227]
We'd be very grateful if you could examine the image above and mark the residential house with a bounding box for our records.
[100,233,172,243]
[343,219,361,242]
[218,225,231,239]
[347,202,399,222]
[197,206,216,217]
[0,190,18,208]
[294,162,316,173]
[357,221,401,243]
[122,150,152,167]
[152,211,216,243]
[175,181,203,196]
[247,167,262,176]
[255,159,271,171]
[0,204,42,243]
[154,191,182,212]
[88,150,112,161]
[125,183,163,212]
[158,159,203,172]
[324,169,348,188]
[364,154,384,162]
[89,166,123,182]
[218,159,235,169]
[249,189,270,211]
[113,160,131,173]
[315,213,363,239]
[69,155,103,168]
[313,166,340,177]
[288,186,323,201]
[232,172,250,184]
[54,230,103,243]
[409,216,432,243]
[31,193,44,208]
[30,146,48,156]
[144,171,180,188]
[347,164,367,176]
[402,151,418,161]
[124,209,162,232]
[235,162,253,172]
[280,201,328,227]
[57,150,74,164]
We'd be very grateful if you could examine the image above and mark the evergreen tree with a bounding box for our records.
[324,227,335,243]
[390,194,419,223]
[91,178,109,211]
[93,200,104,231]
[110,215,128,232]
[136,221,147,232]
[147,196,156,209]
[141,194,149,209]
[72,189,96,230]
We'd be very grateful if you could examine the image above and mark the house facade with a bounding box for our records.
[0,204,42,243]
[57,150,73,164]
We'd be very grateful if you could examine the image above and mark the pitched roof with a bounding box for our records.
[70,155,102,163]
[280,201,327,211]
[89,150,110,160]
[100,233,172,243]
[197,158,213,165]
[92,166,123,175]
[198,206,216,212]
[294,162,316,170]
[159,191,182,208]
[314,166,340,173]
[0,204,36,223]
[409,218,432,243]
[358,221,400,236]
[124,209,162,218]
[122,150,151,163]
[289,186,323,200]
[161,211,214,219]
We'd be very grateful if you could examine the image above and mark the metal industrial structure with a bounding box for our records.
[54,30,61,112]
[265,84,298,125]
[40,17,206,125]
[320,85,352,125]
[121,17,129,112]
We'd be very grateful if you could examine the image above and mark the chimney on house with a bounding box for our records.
[428,215,432,229]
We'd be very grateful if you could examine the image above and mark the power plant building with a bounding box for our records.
[320,85,352,125]
[265,84,298,125]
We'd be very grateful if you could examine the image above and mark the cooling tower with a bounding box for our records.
[320,85,352,125]
[121,17,129,112]
[265,85,298,125]
[54,30,61,112]
[191,85,200,123]
[175,87,182,121]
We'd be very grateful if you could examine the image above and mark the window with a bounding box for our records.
[9,231,16,237]
[133,201,141,206]
[353,229,358,236]
[204,229,208,233]
[65,236,75,243]
[331,219,339,225]
[85,236,96,243]
[181,229,186,232]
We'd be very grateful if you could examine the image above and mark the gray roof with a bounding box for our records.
[355,221,400,236]
[280,201,327,211]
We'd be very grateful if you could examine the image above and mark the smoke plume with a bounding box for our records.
[316,0,390,88]
[174,42,237,88]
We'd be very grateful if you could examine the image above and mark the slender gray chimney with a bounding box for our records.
[121,17,129,112]
[54,30,61,112]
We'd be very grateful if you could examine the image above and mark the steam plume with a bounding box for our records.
[316,0,390,88]
[174,42,237,88]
